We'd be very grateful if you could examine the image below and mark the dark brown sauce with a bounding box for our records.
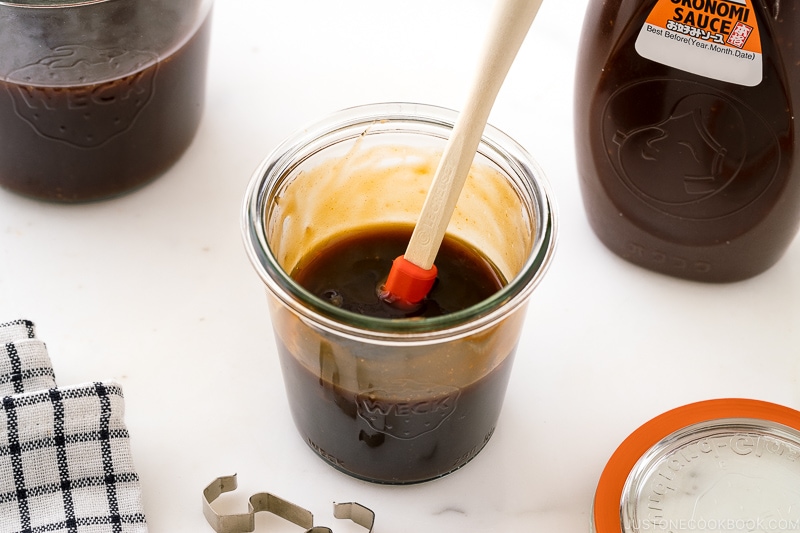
[279,225,513,483]
[0,11,212,202]
[575,0,800,281]
[277,336,515,484]
[290,225,505,319]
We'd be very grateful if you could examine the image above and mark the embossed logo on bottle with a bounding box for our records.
[356,380,459,440]
[603,80,781,221]
[5,45,158,148]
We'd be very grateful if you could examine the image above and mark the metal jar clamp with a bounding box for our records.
[202,474,375,533]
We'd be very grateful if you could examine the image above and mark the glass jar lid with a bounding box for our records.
[594,399,800,533]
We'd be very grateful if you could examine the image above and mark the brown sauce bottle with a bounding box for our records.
[575,0,799,281]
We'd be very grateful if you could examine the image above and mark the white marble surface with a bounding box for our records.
[1,1,799,532]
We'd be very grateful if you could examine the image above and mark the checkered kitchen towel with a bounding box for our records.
[0,319,147,533]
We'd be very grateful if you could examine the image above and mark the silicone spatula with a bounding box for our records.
[382,0,544,306]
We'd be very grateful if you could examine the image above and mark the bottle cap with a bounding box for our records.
[594,399,800,533]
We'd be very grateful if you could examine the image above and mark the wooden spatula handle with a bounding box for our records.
[404,0,544,270]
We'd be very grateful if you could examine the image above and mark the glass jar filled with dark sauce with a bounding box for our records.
[0,0,213,202]
[243,103,558,484]
[575,0,799,281]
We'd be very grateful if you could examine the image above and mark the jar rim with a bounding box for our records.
[0,0,110,7]
[241,102,558,344]
[593,398,800,533]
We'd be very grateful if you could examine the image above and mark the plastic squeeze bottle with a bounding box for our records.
[575,0,799,282]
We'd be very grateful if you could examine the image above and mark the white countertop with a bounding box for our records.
[1,1,799,532]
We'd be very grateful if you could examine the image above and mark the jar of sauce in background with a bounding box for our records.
[0,0,213,202]
[575,0,799,282]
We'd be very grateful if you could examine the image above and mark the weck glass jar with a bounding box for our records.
[0,0,213,202]
[242,102,558,484]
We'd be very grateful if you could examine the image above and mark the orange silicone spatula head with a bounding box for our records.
[382,255,438,306]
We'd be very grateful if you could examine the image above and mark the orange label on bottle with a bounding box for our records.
[635,0,763,86]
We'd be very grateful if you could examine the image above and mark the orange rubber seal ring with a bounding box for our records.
[593,398,800,533]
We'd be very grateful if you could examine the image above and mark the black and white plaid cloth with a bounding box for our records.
[0,319,147,533]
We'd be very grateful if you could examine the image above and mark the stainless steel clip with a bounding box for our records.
[202,474,374,533]
[333,502,375,532]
